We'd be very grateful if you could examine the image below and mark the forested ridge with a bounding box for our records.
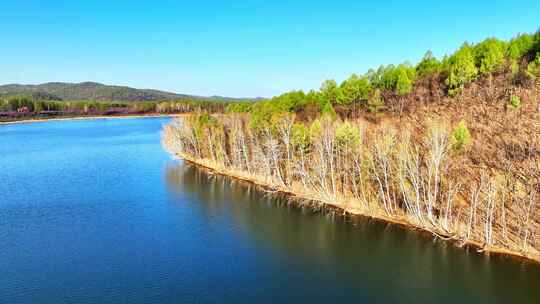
[163,29,540,262]
[0,81,249,102]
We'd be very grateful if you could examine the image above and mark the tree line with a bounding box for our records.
[0,95,250,119]
[227,30,540,120]
[163,112,538,259]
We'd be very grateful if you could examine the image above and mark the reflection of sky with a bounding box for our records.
[0,118,173,208]
[1,118,539,304]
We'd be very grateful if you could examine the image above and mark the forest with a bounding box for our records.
[0,97,242,122]
[162,30,540,262]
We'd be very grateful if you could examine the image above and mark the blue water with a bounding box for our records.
[0,117,539,304]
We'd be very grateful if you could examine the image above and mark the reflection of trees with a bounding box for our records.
[164,163,540,303]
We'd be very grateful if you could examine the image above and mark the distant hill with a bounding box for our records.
[0,82,250,102]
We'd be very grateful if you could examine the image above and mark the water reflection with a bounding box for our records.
[166,162,540,304]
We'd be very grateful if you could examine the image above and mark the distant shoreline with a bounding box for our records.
[0,113,186,125]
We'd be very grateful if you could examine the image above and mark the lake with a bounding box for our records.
[1,117,539,304]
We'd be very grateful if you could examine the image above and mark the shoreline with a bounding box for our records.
[178,153,540,265]
[0,113,187,125]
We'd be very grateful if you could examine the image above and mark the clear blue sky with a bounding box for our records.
[1,1,539,98]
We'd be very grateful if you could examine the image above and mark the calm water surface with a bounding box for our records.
[0,117,539,304]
